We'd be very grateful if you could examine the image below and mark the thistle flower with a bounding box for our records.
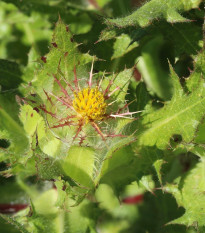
[38,61,139,146]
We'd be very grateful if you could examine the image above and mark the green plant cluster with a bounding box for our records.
[0,0,205,232]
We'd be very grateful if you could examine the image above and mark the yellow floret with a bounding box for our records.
[73,87,107,123]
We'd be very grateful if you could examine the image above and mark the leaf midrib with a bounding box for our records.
[141,94,205,137]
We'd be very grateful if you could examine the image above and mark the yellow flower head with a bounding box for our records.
[73,87,107,123]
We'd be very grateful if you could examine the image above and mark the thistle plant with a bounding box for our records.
[17,19,137,193]
[37,61,139,144]
[0,1,204,232]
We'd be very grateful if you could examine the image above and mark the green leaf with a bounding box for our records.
[33,17,92,100]
[135,82,151,112]
[35,151,63,180]
[0,177,28,204]
[65,199,98,233]
[153,159,165,185]
[163,22,202,56]
[54,178,67,208]
[95,183,120,214]
[100,157,139,192]
[69,12,93,35]
[95,183,140,222]
[137,63,205,149]
[33,189,58,215]
[0,214,29,233]
[23,187,98,233]
[19,104,63,158]
[62,146,95,188]
[0,59,22,91]
[101,68,133,112]
[111,34,138,60]
[98,27,118,42]
[164,160,205,227]
[99,145,134,180]
[137,36,173,100]
[195,118,205,144]
[186,50,205,92]
[0,92,20,123]
[20,104,45,140]
[21,47,40,84]
[0,2,52,65]
[139,175,155,194]
[105,0,202,28]
[0,106,29,157]
[25,190,60,233]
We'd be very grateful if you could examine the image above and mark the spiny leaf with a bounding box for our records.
[164,159,205,227]
[0,214,29,233]
[0,60,27,156]
[163,22,202,56]
[153,159,165,185]
[0,107,29,157]
[99,0,203,44]
[139,175,155,194]
[33,18,92,100]
[194,118,205,144]
[111,34,138,60]
[136,61,205,149]
[105,0,202,28]
[186,50,205,92]
[54,178,67,208]
[19,104,63,158]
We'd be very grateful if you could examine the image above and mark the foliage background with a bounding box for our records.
[0,0,205,232]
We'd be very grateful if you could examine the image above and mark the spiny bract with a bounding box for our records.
[37,61,139,145]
